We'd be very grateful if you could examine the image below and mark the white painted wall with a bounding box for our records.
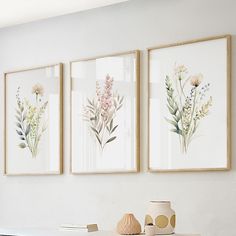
[0,0,235,236]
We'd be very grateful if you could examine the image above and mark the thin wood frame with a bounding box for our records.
[4,63,63,176]
[70,50,140,174]
[148,35,231,172]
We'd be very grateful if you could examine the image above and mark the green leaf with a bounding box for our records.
[90,127,98,134]
[86,105,95,110]
[171,128,183,136]
[172,107,178,115]
[15,115,21,122]
[87,98,93,106]
[117,105,123,111]
[111,125,118,133]
[114,99,117,108]
[174,111,182,122]
[25,125,30,136]
[98,123,103,133]
[165,118,177,127]
[16,122,22,129]
[119,96,124,104]
[106,125,110,132]
[19,143,26,148]
[22,112,26,121]
[167,105,175,114]
[167,97,174,107]
[109,119,113,130]
[106,136,116,144]
[16,130,23,136]
[95,134,101,145]
[16,109,21,116]
[173,116,179,122]
[89,109,95,114]
[167,90,173,97]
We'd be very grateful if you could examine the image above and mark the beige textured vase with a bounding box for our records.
[145,201,176,235]
[117,213,142,235]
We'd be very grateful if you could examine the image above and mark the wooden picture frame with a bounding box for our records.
[70,51,140,174]
[4,63,63,175]
[148,35,231,172]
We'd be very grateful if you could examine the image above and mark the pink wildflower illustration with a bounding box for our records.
[83,74,124,150]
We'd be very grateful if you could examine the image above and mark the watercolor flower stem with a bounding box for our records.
[187,88,197,141]
[179,80,188,152]
[179,79,186,99]
[165,65,212,153]
[16,84,48,158]
[83,75,122,151]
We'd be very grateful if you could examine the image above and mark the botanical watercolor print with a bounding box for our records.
[165,64,213,153]
[83,74,124,151]
[15,84,48,158]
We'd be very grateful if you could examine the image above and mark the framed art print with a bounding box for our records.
[148,35,231,171]
[4,63,63,175]
[71,51,140,173]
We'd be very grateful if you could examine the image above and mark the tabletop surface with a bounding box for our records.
[0,228,200,236]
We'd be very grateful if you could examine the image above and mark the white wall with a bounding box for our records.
[0,0,235,236]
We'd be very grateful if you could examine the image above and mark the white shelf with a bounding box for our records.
[0,228,200,236]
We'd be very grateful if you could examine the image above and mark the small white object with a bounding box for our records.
[145,225,156,236]
[59,224,98,232]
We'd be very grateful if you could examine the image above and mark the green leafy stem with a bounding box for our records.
[84,95,123,151]
[16,95,48,158]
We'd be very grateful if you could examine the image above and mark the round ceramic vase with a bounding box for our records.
[117,213,142,235]
[145,201,176,235]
